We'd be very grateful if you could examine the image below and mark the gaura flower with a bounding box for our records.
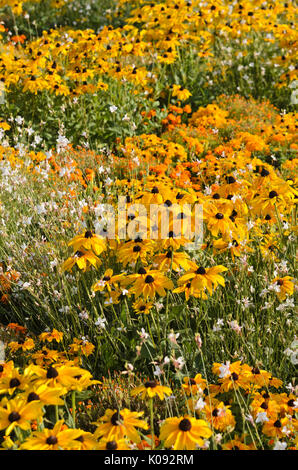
[130,380,172,400]
[159,415,212,450]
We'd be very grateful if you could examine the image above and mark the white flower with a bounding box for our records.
[153,366,163,377]
[228,320,242,334]
[255,412,269,424]
[138,328,149,340]
[273,441,287,450]
[219,361,231,378]
[195,397,206,411]
[95,316,107,329]
[109,105,118,113]
[168,331,179,344]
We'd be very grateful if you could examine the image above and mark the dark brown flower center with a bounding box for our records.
[9,378,20,388]
[46,366,59,379]
[106,440,118,450]
[231,372,239,381]
[46,435,58,445]
[111,412,123,426]
[269,190,278,199]
[196,266,206,275]
[179,418,192,432]
[145,275,154,284]
[274,420,282,428]
[215,212,224,219]
[84,231,93,238]
[27,392,40,402]
[226,176,236,184]
[144,380,157,388]
[8,411,21,423]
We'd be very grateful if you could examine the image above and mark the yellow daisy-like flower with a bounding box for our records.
[271,276,294,300]
[62,249,101,272]
[93,408,148,444]
[181,373,207,396]
[96,438,130,450]
[0,395,44,436]
[132,299,153,315]
[128,267,174,300]
[39,328,63,343]
[20,420,83,450]
[68,230,106,256]
[159,415,212,450]
[177,265,228,296]
[131,380,172,400]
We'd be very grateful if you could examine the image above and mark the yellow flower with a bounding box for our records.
[128,267,174,300]
[68,230,106,256]
[0,395,43,436]
[21,420,83,450]
[96,438,130,450]
[177,265,228,296]
[94,408,148,444]
[131,380,172,400]
[172,85,192,101]
[271,276,294,300]
[159,415,212,450]
[39,329,63,343]
[62,249,101,272]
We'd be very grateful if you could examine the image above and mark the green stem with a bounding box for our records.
[72,390,76,428]
[149,397,155,450]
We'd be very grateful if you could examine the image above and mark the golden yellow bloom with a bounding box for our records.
[0,395,43,436]
[159,415,212,450]
[94,408,148,443]
[21,420,83,450]
[131,380,172,400]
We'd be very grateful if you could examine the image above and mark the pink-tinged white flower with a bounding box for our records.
[255,412,269,424]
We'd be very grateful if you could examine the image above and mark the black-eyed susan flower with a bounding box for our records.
[181,373,207,396]
[92,269,126,293]
[133,299,153,315]
[0,395,43,436]
[93,408,148,444]
[62,249,101,272]
[97,438,130,450]
[128,268,174,300]
[159,415,212,450]
[131,380,172,400]
[271,276,294,301]
[177,264,228,296]
[20,420,83,450]
[68,230,106,255]
[203,399,236,432]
